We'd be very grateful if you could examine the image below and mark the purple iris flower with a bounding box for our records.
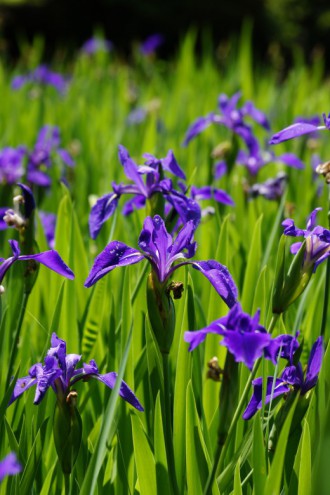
[183,92,270,147]
[0,453,22,482]
[0,147,26,185]
[9,332,143,411]
[0,239,74,292]
[85,215,237,308]
[248,172,287,200]
[140,34,164,55]
[237,139,304,176]
[11,65,68,94]
[185,303,298,370]
[243,336,323,419]
[89,145,200,239]
[270,113,330,145]
[190,185,234,207]
[282,208,330,271]
[39,211,56,249]
[80,37,113,55]
[27,126,74,186]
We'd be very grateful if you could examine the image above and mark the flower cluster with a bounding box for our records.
[11,65,69,94]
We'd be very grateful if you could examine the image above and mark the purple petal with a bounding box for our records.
[303,336,323,393]
[183,114,215,146]
[85,241,144,287]
[243,101,270,130]
[118,145,147,196]
[96,371,144,411]
[213,188,235,206]
[161,150,186,180]
[276,153,304,169]
[170,220,196,259]
[220,330,272,369]
[264,333,300,365]
[27,168,52,187]
[165,190,201,226]
[0,453,22,482]
[184,319,224,351]
[269,123,320,145]
[9,376,37,405]
[57,149,75,167]
[282,218,305,237]
[0,208,8,230]
[192,260,238,308]
[214,161,227,179]
[242,377,290,420]
[122,195,146,215]
[18,250,74,279]
[306,207,322,231]
[290,242,303,254]
[89,193,119,239]
[17,183,36,218]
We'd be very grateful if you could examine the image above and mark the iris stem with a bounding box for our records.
[162,353,179,495]
[203,314,279,495]
[6,291,29,388]
[320,196,330,338]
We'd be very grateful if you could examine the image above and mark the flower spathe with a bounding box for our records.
[9,333,143,411]
[85,215,238,308]
[243,337,323,419]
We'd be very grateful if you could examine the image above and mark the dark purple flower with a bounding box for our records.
[80,37,113,54]
[140,34,164,55]
[282,208,330,271]
[243,337,323,419]
[184,303,289,369]
[248,172,287,200]
[0,453,22,482]
[11,65,68,94]
[0,239,74,292]
[89,145,200,239]
[270,113,330,145]
[27,126,74,186]
[183,92,269,146]
[85,215,237,308]
[9,333,143,411]
[0,147,26,184]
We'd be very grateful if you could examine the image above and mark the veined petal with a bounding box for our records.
[89,193,119,239]
[269,123,320,145]
[85,241,144,287]
[9,376,37,405]
[94,371,144,411]
[192,260,238,308]
[18,250,74,279]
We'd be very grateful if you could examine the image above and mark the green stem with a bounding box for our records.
[6,292,29,388]
[162,353,179,495]
[203,314,279,495]
[320,197,330,338]
[64,473,71,495]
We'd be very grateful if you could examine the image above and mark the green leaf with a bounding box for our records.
[298,419,311,495]
[131,412,157,494]
[154,393,171,494]
[252,412,267,495]
[241,215,263,313]
[233,458,243,495]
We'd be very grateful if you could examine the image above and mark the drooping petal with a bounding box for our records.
[243,101,270,130]
[183,114,215,146]
[264,334,300,365]
[220,330,272,369]
[169,220,196,260]
[214,161,227,179]
[85,241,144,287]
[0,453,22,482]
[96,371,144,411]
[242,377,290,420]
[27,168,52,187]
[282,218,305,237]
[213,188,235,206]
[192,260,238,308]
[17,183,36,218]
[18,250,74,279]
[122,195,146,215]
[89,193,119,239]
[184,319,224,351]
[118,145,147,196]
[303,336,323,393]
[269,123,321,145]
[161,149,186,179]
[165,190,201,226]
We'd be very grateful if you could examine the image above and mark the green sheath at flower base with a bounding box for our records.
[146,271,175,354]
[272,239,313,314]
[53,394,82,474]
[146,190,165,218]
